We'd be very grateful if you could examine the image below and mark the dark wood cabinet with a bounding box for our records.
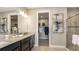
[0,41,20,51]
[20,37,30,51]
[0,35,35,51]
[29,35,35,50]
[12,46,20,51]
[20,35,35,51]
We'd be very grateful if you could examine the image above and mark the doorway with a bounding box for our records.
[38,12,49,46]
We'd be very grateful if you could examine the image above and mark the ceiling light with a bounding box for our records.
[19,10,28,18]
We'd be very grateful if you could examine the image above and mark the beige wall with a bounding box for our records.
[29,7,67,47]
[0,8,32,34]
[0,7,67,47]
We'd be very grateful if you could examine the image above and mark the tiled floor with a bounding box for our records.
[32,46,67,51]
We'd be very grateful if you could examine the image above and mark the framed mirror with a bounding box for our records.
[10,15,18,34]
[0,17,7,33]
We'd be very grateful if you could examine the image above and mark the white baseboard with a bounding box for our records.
[34,44,38,47]
[34,44,70,51]
[49,45,70,51]
[49,45,66,48]
[65,48,70,51]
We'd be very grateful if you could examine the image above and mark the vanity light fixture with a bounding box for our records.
[19,10,28,18]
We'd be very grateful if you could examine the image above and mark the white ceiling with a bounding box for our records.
[27,7,47,9]
[0,7,19,12]
[0,7,78,13]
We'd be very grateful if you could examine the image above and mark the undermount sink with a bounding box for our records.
[17,34,23,37]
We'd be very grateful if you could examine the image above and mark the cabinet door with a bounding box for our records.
[29,37,33,50]
[23,47,30,51]
[12,46,20,51]
[32,35,35,46]
[20,37,30,51]
[19,35,35,51]
[29,35,35,50]
[22,41,30,51]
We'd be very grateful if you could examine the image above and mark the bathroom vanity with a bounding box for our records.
[0,13,35,51]
[0,33,35,51]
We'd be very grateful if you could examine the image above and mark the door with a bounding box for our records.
[38,11,49,46]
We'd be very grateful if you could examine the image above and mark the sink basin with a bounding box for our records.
[17,34,23,37]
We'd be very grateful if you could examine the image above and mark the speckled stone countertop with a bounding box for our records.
[0,33,34,49]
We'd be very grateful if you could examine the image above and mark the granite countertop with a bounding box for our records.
[0,33,34,49]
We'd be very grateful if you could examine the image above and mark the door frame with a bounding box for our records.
[37,10,51,47]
